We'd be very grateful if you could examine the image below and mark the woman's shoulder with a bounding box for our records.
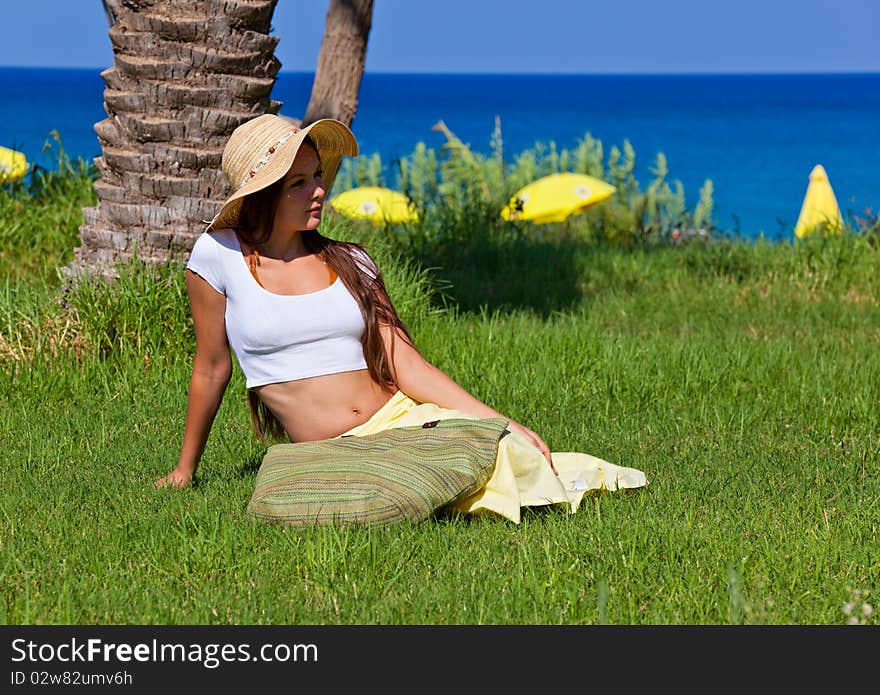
[188,228,242,265]
[186,228,241,294]
[341,242,379,278]
[193,227,239,252]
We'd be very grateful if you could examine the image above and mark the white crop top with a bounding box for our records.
[185,228,378,388]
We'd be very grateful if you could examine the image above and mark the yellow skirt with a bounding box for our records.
[338,391,648,523]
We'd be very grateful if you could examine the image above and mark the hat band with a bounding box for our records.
[237,128,299,189]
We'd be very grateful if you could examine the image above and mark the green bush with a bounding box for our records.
[334,119,717,248]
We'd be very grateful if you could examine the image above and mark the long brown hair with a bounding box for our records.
[235,137,415,442]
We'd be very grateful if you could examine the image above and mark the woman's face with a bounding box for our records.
[272,142,325,233]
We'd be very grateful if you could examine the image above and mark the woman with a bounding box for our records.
[154,113,645,522]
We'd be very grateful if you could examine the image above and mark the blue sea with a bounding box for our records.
[1,68,878,240]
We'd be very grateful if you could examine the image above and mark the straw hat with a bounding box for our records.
[205,113,358,231]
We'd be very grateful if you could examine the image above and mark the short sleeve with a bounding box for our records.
[349,245,379,281]
[186,232,226,295]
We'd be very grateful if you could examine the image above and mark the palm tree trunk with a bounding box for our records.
[73,0,282,276]
[303,0,373,128]
[101,0,121,26]
[74,0,374,278]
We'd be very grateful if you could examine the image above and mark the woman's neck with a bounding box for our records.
[258,229,309,261]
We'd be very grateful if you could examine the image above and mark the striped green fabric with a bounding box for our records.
[247,417,509,527]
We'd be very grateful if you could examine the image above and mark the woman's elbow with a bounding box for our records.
[392,353,438,392]
[193,351,232,383]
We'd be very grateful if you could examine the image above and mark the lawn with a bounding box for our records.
[1,167,878,625]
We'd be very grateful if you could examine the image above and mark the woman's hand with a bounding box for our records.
[507,420,558,476]
[153,467,193,489]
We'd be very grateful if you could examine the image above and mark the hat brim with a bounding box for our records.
[206,118,358,232]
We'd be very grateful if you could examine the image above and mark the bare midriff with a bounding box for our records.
[253,369,395,442]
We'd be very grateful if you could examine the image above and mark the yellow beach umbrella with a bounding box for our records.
[501,172,616,224]
[794,164,843,238]
[330,186,419,225]
[0,146,28,184]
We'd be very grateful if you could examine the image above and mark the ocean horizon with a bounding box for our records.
[2,67,878,240]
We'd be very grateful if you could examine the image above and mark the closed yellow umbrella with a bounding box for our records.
[501,172,616,224]
[330,186,419,225]
[0,146,28,184]
[794,164,843,238]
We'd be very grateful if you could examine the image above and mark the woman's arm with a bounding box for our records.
[379,323,557,474]
[154,271,232,488]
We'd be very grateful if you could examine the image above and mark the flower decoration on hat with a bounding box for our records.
[239,127,301,190]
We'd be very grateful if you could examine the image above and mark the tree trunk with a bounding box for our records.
[302,0,373,128]
[101,0,122,26]
[73,0,375,279]
[72,0,283,277]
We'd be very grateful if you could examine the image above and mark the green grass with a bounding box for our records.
[1,167,878,625]
[0,138,96,288]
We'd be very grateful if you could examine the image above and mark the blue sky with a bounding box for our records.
[0,0,877,73]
